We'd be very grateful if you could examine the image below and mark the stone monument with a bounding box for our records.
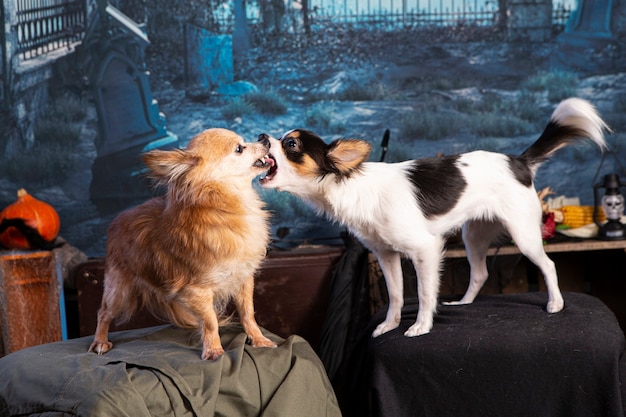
[81,2,178,214]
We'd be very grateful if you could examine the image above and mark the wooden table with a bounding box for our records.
[445,238,626,259]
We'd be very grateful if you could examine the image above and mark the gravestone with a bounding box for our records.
[82,3,178,214]
[184,24,234,95]
[558,0,616,47]
[553,0,618,73]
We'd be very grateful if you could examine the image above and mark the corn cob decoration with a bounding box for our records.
[559,205,606,229]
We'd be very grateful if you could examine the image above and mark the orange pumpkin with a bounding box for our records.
[0,189,61,249]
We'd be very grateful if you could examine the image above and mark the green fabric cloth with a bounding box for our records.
[0,324,341,417]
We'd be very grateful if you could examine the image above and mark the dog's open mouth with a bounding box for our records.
[259,154,277,183]
[254,154,274,169]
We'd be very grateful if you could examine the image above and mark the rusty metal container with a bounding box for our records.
[0,251,63,356]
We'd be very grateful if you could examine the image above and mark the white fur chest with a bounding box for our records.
[319,162,428,252]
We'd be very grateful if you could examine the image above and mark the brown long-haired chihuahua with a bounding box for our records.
[88,128,277,360]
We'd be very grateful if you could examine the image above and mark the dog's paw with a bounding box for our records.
[88,340,112,355]
[251,336,278,349]
[546,298,564,313]
[404,322,432,337]
[202,345,225,361]
[441,300,470,306]
[372,321,399,338]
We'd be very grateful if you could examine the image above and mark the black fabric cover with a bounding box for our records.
[318,234,371,381]
[340,292,626,417]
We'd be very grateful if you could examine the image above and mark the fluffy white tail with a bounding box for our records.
[520,98,609,174]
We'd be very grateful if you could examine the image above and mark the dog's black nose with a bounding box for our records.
[258,134,270,148]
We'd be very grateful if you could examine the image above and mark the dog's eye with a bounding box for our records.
[235,145,244,154]
[282,136,300,153]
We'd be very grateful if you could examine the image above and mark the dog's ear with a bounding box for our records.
[327,139,372,175]
[142,149,199,184]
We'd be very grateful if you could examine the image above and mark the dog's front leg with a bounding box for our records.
[200,324,224,360]
[88,305,114,355]
[235,277,277,349]
[199,306,225,360]
[180,288,225,360]
[405,239,444,337]
[371,250,404,337]
[88,267,131,355]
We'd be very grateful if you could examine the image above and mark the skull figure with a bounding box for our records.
[602,194,625,221]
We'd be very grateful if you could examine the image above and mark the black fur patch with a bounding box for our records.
[280,129,342,176]
[407,156,467,218]
[507,155,533,187]
[520,121,588,166]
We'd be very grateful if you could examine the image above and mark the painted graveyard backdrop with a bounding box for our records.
[3,0,626,256]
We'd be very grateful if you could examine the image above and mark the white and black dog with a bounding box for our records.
[258,98,608,338]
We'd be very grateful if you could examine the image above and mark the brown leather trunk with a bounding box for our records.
[76,246,344,350]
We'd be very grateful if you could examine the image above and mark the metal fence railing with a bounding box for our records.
[552,2,573,32]
[308,0,499,28]
[208,0,572,35]
[13,0,573,60]
[15,0,86,60]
